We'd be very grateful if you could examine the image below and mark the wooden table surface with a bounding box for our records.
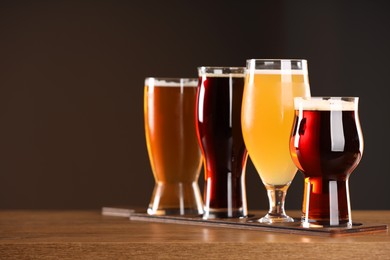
[0,210,389,259]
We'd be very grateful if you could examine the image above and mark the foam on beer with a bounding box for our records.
[145,78,198,87]
[200,71,245,77]
[295,98,357,111]
[201,70,305,77]
[253,69,308,75]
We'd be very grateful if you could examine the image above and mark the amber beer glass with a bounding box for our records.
[144,78,203,215]
[290,97,363,227]
[196,67,248,219]
[241,59,311,223]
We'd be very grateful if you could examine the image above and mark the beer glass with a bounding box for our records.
[144,77,203,216]
[290,97,364,227]
[241,59,311,223]
[196,67,248,219]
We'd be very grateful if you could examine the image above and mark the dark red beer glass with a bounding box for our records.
[290,97,364,227]
[196,67,248,219]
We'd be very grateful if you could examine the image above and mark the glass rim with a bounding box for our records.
[198,66,245,77]
[144,77,198,87]
[246,59,308,71]
[246,58,307,62]
[294,97,359,110]
[295,96,359,101]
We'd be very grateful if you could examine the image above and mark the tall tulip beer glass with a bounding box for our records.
[241,59,311,223]
[144,78,203,216]
[196,67,248,219]
[290,97,363,227]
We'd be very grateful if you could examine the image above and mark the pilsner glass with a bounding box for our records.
[290,97,364,227]
[144,77,203,216]
[196,67,248,219]
[241,59,311,223]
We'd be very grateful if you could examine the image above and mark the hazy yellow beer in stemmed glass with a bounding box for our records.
[241,59,311,223]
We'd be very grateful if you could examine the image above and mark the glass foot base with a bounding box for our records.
[147,182,203,216]
[301,216,352,228]
[147,208,202,216]
[258,213,294,223]
[202,207,247,219]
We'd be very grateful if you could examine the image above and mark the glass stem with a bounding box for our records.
[266,185,289,216]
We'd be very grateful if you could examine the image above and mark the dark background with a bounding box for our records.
[0,0,389,211]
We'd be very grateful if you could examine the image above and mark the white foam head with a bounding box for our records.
[145,77,198,87]
[198,67,245,77]
[295,97,358,111]
[247,59,308,75]
[200,73,245,77]
[252,69,307,75]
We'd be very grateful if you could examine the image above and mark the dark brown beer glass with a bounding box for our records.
[195,67,248,219]
[290,97,364,227]
[144,78,203,216]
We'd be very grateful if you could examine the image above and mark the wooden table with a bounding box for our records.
[0,210,389,259]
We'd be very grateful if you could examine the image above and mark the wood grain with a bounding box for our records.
[1,210,390,259]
